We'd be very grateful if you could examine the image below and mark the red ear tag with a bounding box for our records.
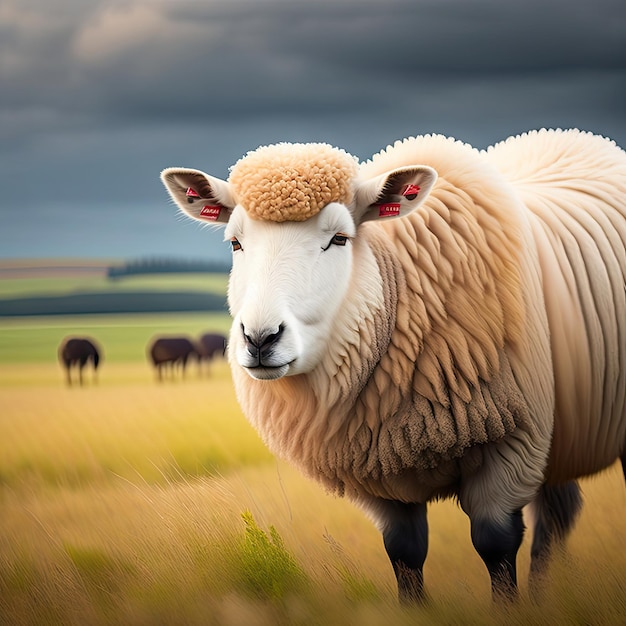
[402,184,420,200]
[199,205,221,221]
[186,187,200,204]
[378,202,401,217]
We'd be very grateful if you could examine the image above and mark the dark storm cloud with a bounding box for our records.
[3,0,625,127]
[1,0,625,260]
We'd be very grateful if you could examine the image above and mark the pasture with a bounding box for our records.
[0,302,625,623]
[0,266,228,316]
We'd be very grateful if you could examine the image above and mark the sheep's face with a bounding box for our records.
[224,202,356,379]
[161,143,437,381]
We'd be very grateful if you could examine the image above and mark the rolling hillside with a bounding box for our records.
[0,259,229,316]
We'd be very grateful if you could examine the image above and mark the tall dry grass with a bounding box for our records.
[1,361,625,625]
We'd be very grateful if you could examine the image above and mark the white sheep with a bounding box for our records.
[161,129,626,602]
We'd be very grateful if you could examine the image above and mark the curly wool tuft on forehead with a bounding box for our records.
[228,143,359,222]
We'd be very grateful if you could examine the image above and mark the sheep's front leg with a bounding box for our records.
[460,425,549,601]
[379,501,429,604]
[470,510,524,600]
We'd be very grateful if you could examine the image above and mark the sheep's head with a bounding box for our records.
[229,143,358,222]
[161,142,437,381]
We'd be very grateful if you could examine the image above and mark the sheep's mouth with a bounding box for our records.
[243,363,291,381]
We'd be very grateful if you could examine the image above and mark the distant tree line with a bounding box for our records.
[0,291,227,317]
[107,257,230,278]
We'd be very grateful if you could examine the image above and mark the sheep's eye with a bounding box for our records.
[322,233,349,251]
[230,237,242,252]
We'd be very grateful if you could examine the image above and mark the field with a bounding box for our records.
[0,263,228,316]
[1,271,625,625]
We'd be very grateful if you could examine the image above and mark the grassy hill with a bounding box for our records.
[0,260,231,361]
[0,261,228,316]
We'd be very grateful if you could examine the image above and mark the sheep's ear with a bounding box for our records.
[353,165,437,225]
[160,167,236,225]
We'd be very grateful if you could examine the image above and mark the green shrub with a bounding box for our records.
[231,511,309,602]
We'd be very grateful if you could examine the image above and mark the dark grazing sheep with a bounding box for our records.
[197,332,227,368]
[161,129,626,602]
[148,336,198,381]
[58,337,101,386]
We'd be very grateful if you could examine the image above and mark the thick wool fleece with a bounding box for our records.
[230,130,626,503]
[228,143,359,222]
[231,134,552,502]
[485,129,626,480]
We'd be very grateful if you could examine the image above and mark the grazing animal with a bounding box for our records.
[161,129,626,602]
[148,336,198,380]
[197,332,228,361]
[58,337,101,386]
[196,332,228,376]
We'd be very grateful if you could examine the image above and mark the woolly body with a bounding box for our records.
[161,128,626,600]
[484,131,626,481]
[228,132,559,510]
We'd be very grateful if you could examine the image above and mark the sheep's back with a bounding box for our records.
[485,129,626,480]
[351,135,556,495]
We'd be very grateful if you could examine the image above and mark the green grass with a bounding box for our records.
[0,273,228,299]
[0,312,231,364]
[231,511,309,601]
[0,270,231,362]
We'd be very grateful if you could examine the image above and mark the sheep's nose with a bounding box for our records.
[242,324,284,362]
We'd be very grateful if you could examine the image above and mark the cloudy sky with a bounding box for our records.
[1,0,625,262]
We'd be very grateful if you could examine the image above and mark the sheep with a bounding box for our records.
[197,332,228,363]
[148,336,199,381]
[161,129,626,602]
[58,336,101,386]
